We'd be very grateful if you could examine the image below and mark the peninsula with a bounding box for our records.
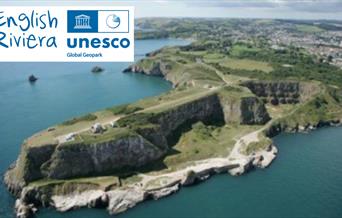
[4,18,342,218]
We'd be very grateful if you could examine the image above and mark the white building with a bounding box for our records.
[110,121,117,128]
[65,133,76,142]
[91,123,104,133]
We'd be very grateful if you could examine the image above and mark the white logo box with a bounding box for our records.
[0,6,134,62]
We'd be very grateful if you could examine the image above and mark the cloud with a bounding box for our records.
[189,0,342,13]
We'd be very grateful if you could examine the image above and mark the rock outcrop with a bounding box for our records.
[241,81,319,105]
[10,142,278,218]
[5,135,164,194]
[4,142,58,196]
[28,75,38,83]
[123,61,167,77]
[91,66,104,73]
[42,135,164,180]
[5,89,271,195]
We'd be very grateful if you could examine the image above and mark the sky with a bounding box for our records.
[3,0,342,20]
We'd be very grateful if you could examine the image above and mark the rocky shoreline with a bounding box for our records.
[5,44,342,218]
[9,119,341,218]
[11,142,277,217]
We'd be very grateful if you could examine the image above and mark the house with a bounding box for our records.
[91,123,104,133]
[110,121,117,128]
[65,133,76,141]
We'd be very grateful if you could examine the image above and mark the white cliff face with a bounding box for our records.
[52,190,105,212]
[12,123,279,218]
[254,145,278,169]
[44,135,165,180]
[107,188,146,214]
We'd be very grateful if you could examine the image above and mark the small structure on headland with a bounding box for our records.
[28,75,38,83]
[91,123,104,133]
[65,133,76,142]
[91,66,104,73]
[110,121,117,128]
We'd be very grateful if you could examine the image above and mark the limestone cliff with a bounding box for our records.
[5,134,164,195]
[41,135,164,180]
[241,80,319,105]
[5,89,270,195]
[123,60,168,77]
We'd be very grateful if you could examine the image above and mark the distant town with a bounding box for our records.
[136,18,342,68]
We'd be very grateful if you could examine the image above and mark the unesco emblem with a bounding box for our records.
[106,14,121,29]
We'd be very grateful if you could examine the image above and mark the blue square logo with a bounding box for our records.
[67,10,98,33]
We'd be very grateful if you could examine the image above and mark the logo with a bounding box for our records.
[68,10,98,33]
[67,10,129,33]
[106,14,120,29]
[74,14,92,29]
[0,6,134,62]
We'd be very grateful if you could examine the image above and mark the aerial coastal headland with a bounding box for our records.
[4,18,342,218]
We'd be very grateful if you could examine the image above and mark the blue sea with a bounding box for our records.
[1,38,342,218]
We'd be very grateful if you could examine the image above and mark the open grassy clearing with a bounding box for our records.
[241,133,272,155]
[173,62,225,86]
[145,176,173,189]
[219,58,273,73]
[230,44,262,57]
[26,83,210,148]
[29,175,120,190]
[266,104,297,119]
[26,110,119,147]
[277,91,342,127]
[296,24,324,33]
[203,52,226,61]
[141,88,217,113]
[163,122,260,170]
[73,128,136,145]
[202,51,273,73]
[129,87,209,110]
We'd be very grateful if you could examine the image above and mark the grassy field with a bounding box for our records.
[29,175,120,190]
[75,128,136,145]
[140,87,217,114]
[26,110,119,147]
[242,133,272,155]
[277,91,342,127]
[163,122,259,170]
[219,58,273,73]
[230,44,262,57]
[296,24,324,33]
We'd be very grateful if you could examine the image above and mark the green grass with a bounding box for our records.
[203,53,225,61]
[296,24,324,33]
[138,58,155,69]
[278,91,342,128]
[219,58,273,73]
[28,176,121,196]
[230,44,261,57]
[121,175,143,186]
[62,127,137,146]
[242,134,272,155]
[145,176,174,189]
[29,176,120,188]
[145,91,217,114]
[163,122,259,169]
[129,87,208,110]
[61,113,97,126]
[107,104,143,115]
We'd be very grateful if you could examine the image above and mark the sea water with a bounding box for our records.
[0,38,188,218]
[1,38,342,218]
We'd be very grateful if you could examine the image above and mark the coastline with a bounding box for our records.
[11,125,278,216]
[10,114,341,217]
[4,38,342,218]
